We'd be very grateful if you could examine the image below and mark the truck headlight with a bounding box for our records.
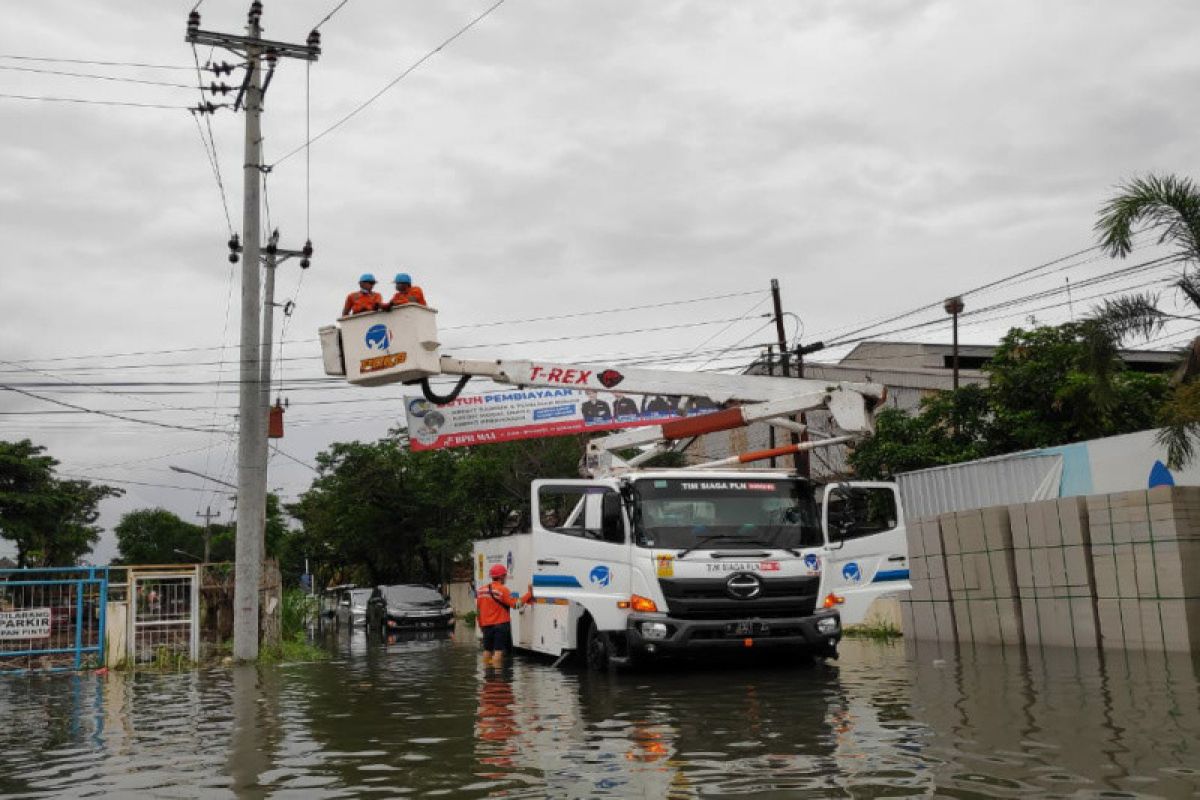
[640,622,669,640]
[816,617,839,635]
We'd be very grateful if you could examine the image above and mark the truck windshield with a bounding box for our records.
[631,477,821,550]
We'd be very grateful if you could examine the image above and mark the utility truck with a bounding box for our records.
[319,304,909,668]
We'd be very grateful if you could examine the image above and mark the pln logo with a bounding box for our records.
[364,324,391,351]
[803,553,821,572]
[842,562,862,583]
[589,565,611,587]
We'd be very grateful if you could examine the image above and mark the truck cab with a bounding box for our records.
[477,469,843,669]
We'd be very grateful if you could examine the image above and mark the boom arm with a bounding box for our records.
[320,305,885,470]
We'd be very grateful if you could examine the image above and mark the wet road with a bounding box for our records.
[1,629,1199,798]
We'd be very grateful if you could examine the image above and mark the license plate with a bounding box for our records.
[725,621,769,636]
[417,621,434,628]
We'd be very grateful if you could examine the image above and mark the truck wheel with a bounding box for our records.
[584,621,610,672]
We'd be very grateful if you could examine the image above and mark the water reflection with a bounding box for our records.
[0,631,1198,797]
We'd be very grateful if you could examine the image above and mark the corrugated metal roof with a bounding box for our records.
[897,453,1062,519]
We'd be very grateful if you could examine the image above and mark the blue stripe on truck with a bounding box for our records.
[532,575,582,588]
[872,569,910,583]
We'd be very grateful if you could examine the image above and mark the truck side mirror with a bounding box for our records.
[601,492,624,544]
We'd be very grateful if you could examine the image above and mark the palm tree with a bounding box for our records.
[1093,173,1200,467]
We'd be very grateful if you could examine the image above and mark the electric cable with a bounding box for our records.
[0,92,190,109]
[270,0,508,167]
[0,64,195,89]
[312,0,353,30]
[0,385,230,434]
[0,54,194,71]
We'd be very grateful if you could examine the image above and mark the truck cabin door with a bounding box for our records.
[530,479,630,631]
[821,482,909,624]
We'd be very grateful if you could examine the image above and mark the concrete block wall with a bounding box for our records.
[1008,497,1100,650]
[941,507,1023,647]
[1087,487,1200,653]
[900,516,957,642]
[901,487,1200,653]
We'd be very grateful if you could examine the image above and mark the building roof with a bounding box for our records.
[836,340,1179,374]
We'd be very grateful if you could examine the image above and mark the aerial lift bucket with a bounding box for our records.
[319,304,442,386]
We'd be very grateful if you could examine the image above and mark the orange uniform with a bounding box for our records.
[387,285,427,307]
[476,581,531,627]
[342,290,382,316]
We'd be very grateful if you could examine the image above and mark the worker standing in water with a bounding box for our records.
[385,272,427,308]
[341,273,383,316]
[477,564,531,667]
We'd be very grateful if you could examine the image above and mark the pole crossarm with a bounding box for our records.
[186,30,320,61]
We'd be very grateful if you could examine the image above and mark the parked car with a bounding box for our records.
[336,587,376,626]
[376,584,455,630]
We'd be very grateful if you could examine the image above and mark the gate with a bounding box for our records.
[0,567,109,674]
[128,567,199,664]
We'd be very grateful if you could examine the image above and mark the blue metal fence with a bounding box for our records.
[0,567,109,674]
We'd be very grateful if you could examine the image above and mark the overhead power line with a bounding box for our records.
[312,0,354,30]
[4,289,765,368]
[812,233,1154,346]
[0,54,194,71]
[0,64,196,89]
[0,384,231,434]
[272,0,508,167]
[0,92,190,109]
[59,474,230,494]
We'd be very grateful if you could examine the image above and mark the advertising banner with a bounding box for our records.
[0,608,52,639]
[405,388,723,451]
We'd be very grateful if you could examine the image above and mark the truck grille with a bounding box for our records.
[658,576,819,620]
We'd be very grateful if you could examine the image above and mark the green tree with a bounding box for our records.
[0,439,122,566]
[286,434,587,589]
[848,385,991,479]
[1093,173,1200,465]
[114,508,205,564]
[848,323,1170,480]
[986,323,1166,453]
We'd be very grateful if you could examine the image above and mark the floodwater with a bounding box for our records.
[1,630,1199,799]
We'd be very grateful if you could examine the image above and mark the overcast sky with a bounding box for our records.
[3,0,1199,563]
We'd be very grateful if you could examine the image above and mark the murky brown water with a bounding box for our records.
[1,630,1198,798]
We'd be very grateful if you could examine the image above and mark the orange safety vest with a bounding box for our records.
[342,290,382,316]
[388,286,427,307]
[476,581,532,627]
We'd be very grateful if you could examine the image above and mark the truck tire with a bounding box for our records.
[583,619,610,672]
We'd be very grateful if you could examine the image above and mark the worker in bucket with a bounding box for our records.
[384,272,427,308]
[341,273,383,316]
[477,564,531,667]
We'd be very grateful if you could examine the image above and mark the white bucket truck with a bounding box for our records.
[320,304,910,667]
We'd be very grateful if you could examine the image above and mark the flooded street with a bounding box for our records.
[2,631,1199,798]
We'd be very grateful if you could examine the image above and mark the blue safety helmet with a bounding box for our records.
[358,273,376,284]
[394,272,412,285]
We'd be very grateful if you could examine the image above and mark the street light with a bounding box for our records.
[943,296,966,390]
[174,548,202,563]
[169,464,238,490]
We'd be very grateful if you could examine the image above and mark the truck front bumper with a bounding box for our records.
[624,611,840,658]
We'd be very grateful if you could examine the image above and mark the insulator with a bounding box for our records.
[208,82,231,95]
[282,300,296,317]
[249,1,263,23]
[306,29,321,50]
[228,233,241,263]
[208,61,234,77]
[265,50,279,64]
[301,238,313,257]
[187,11,200,36]
[299,257,310,270]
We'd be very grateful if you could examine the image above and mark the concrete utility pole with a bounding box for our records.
[770,279,808,477]
[187,2,319,661]
[197,506,221,564]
